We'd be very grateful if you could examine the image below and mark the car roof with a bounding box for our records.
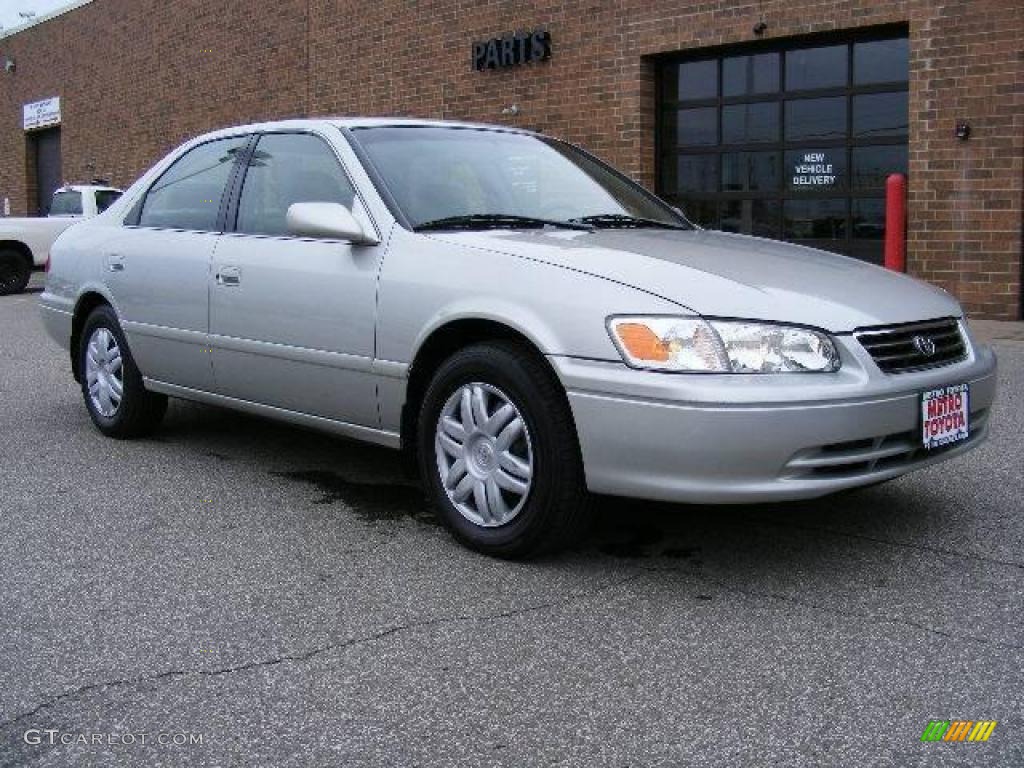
[56,185,123,194]
[194,117,538,142]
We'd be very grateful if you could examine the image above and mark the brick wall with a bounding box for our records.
[1,0,1021,317]
[906,1,1023,320]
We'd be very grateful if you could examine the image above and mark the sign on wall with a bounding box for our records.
[792,151,838,187]
[472,29,551,71]
[23,97,61,131]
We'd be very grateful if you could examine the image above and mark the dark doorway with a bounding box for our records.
[657,29,909,265]
[30,127,62,216]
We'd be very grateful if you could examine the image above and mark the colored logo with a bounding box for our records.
[921,720,997,742]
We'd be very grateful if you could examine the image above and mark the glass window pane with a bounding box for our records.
[95,190,122,213]
[722,152,779,192]
[851,145,908,189]
[722,102,779,144]
[237,133,356,236]
[678,59,718,101]
[853,92,908,138]
[786,148,847,190]
[784,199,846,239]
[785,97,847,141]
[676,154,720,192]
[677,198,718,229]
[785,45,847,90]
[854,38,909,84]
[140,136,247,231]
[723,53,780,97]
[720,199,780,237]
[676,107,718,146]
[49,190,83,216]
[852,198,886,239]
[845,239,884,265]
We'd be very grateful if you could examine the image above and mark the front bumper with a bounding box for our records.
[551,327,997,503]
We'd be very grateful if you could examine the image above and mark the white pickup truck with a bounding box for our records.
[0,184,122,295]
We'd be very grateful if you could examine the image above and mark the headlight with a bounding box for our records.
[607,316,840,373]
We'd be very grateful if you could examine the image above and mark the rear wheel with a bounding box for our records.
[79,305,167,438]
[0,249,31,296]
[417,341,589,558]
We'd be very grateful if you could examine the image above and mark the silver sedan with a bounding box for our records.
[40,119,997,557]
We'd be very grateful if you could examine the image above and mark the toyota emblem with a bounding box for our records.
[913,335,937,356]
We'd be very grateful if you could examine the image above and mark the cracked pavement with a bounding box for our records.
[1,275,1022,766]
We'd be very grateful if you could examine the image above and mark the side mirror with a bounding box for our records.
[286,202,377,244]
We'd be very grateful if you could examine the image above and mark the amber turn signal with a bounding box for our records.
[614,322,670,362]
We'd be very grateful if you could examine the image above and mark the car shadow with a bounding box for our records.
[148,398,936,574]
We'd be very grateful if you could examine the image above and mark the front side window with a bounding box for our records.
[139,136,247,231]
[49,191,83,216]
[352,127,685,229]
[95,190,122,213]
[235,133,356,237]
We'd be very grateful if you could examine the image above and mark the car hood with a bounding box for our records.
[425,228,961,332]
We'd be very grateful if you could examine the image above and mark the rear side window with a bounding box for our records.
[49,191,83,216]
[235,133,356,237]
[139,136,247,231]
[95,190,122,213]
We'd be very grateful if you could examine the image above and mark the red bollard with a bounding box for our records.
[884,173,906,272]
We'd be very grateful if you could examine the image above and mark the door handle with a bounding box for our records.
[216,266,241,286]
[105,254,125,272]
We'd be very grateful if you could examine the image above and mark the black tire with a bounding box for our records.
[79,304,167,438]
[0,249,31,296]
[417,340,590,558]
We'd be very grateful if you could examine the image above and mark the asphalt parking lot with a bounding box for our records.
[1,274,1021,767]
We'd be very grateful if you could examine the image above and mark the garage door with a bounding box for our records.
[657,30,909,264]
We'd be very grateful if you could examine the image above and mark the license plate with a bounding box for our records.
[921,384,969,450]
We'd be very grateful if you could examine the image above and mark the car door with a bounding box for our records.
[109,135,249,392]
[209,131,382,427]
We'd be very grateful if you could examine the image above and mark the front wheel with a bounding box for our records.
[0,250,31,296]
[79,305,167,438]
[417,341,589,558]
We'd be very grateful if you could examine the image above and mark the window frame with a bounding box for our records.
[124,133,255,232]
[655,25,909,264]
[222,128,379,243]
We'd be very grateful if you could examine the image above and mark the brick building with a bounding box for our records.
[1,0,1021,318]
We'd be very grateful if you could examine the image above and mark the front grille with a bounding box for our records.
[784,409,989,479]
[855,317,967,374]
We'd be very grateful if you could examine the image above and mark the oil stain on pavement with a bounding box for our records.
[272,469,439,526]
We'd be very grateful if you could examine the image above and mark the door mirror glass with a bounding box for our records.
[286,202,375,243]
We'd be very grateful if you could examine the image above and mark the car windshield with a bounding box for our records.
[49,190,83,216]
[351,126,689,231]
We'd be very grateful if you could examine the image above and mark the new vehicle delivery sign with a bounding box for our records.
[23,97,61,131]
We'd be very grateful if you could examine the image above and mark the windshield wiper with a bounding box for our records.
[414,213,593,232]
[569,213,689,230]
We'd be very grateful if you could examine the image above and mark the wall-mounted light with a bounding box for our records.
[501,104,520,116]
[3,57,15,74]
[954,121,971,141]
[753,21,768,36]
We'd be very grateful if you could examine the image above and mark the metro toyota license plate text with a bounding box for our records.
[921,384,969,450]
